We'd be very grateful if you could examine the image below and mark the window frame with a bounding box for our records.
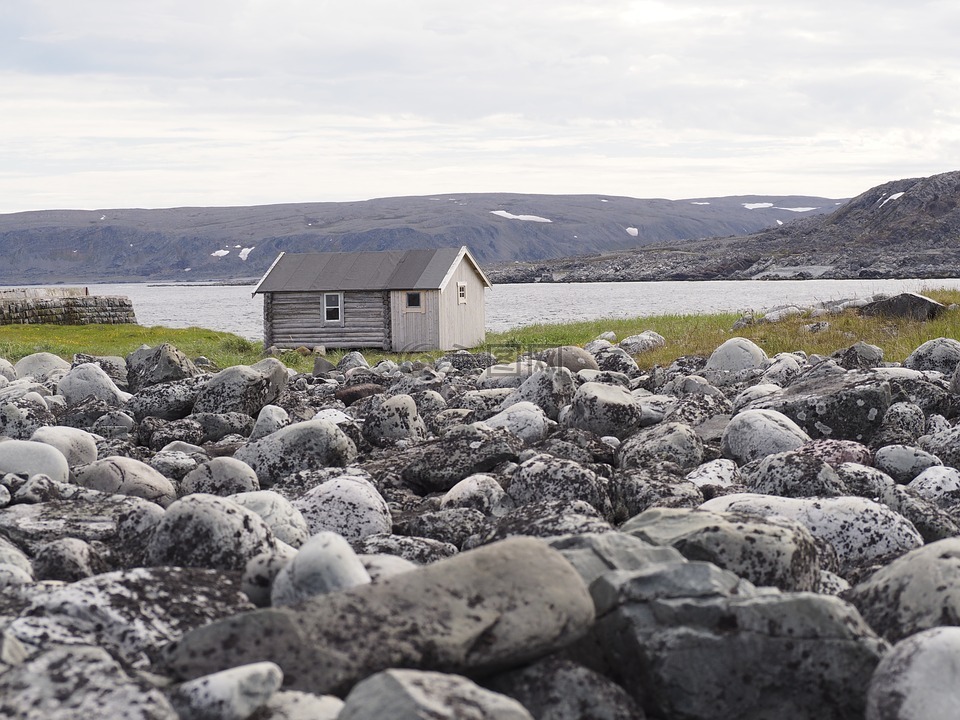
[457,281,467,304]
[405,291,425,313]
[323,292,344,326]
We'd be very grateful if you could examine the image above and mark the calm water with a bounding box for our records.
[62,278,960,342]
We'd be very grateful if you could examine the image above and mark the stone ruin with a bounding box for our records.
[0,287,136,326]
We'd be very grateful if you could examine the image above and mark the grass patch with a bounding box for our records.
[485,287,960,369]
[1,287,959,373]
[0,324,289,371]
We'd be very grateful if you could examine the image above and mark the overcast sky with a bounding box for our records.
[2,1,959,213]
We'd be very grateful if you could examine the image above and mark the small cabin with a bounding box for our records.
[253,246,492,352]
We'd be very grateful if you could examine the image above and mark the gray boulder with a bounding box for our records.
[73,456,176,506]
[610,464,704,520]
[399,424,523,493]
[0,396,56,439]
[618,421,704,471]
[193,358,288,417]
[340,669,533,720]
[233,419,357,487]
[720,408,811,464]
[907,465,960,507]
[145,494,282,571]
[33,537,106,582]
[165,537,596,696]
[702,493,923,576]
[500,367,577,421]
[249,403,290,441]
[354,533,458,565]
[0,490,162,558]
[464,499,614,548]
[486,657,645,720]
[546,531,685,586]
[903,336,960,375]
[535,345,600,372]
[860,292,945,321]
[29,426,98,468]
[619,331,666,355]
[0,645,177,719]
[835,462,897,499]
[746,367,892,443]
[847,538,960,642]
[229,490,309,548]
[866,627,960,720]
[482,401,553,444]
[593,346,641,376]
[126,342,203,392]
[57,362,131,407]
[0,534,34,578]
[361,393,427,447]
[242,545,298,607]
[0,357,16,380]
[622,506,823,591]
[271,531,371,607]
[440,473,514,517]
[8,565,252,668]
[397,507,487,550]
[741,450,847,498]
[919,424,960,469]
[564,382,643,440]
[0,439,69,483]
[704,336,768,372]
[125,376,207,421]
[180,456,260,497]
[874,444,942,484]
[587,564,886,719]
[191,410,256,442]
[13,351,70,382]
[796,437,873,468]
[685,458,742,489]
[169,662,283,720]
[508,455,610,517]
[871,401,926,447]
[292,474,392,541]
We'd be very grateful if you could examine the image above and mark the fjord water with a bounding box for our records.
[75,278,960,342]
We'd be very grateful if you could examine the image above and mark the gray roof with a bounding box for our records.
[254,246,490,293]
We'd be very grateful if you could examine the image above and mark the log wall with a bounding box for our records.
[264,290,390,349]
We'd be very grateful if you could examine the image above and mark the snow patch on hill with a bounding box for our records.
[490,210,552,223]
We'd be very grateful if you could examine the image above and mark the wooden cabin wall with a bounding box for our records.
[438,261,487,350]
[389,289,440,352]
[264,290,389,349]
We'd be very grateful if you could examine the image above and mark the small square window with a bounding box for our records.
[406,292,422,309]
[457,282,467,304]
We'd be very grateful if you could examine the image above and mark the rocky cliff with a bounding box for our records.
[489,171,960,283]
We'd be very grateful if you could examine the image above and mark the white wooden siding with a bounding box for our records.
[438,259,487,350]
[389,289,440,352]
[264,290,388,349]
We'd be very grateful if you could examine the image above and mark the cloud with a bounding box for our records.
[1,0,960,211]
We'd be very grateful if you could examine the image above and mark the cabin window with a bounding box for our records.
[457,282,467,304]
[405,292,424,313]
[323,292,343,325]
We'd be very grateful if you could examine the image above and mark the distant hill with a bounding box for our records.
[489,171,960,283]
[0,192,840,283]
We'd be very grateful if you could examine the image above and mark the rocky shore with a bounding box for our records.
[487,242,960,284]
[3,327,960,717]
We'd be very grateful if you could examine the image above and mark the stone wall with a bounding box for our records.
[0,295,137,325]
